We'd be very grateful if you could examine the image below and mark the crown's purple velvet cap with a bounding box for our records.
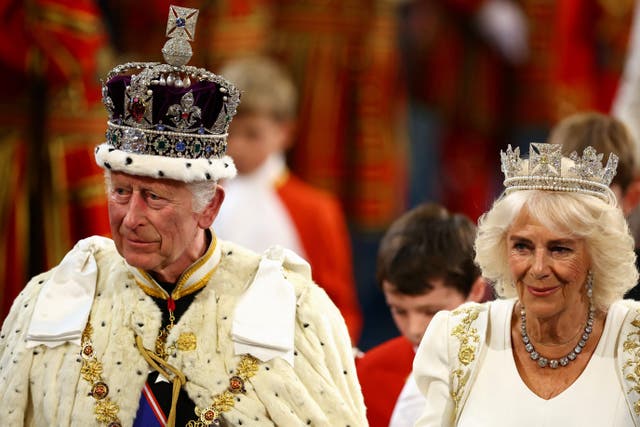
[105,75,224,129]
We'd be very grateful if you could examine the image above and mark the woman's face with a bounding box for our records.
[506,208,591,320]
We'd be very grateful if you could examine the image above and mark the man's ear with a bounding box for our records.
[467,277,490,303]
[279,119,298,151]
[198,185,225,229]
[622,178,640,216]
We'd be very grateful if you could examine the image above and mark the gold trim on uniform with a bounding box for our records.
[135,233,219,301]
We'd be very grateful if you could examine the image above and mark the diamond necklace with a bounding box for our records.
[520,304,595,369]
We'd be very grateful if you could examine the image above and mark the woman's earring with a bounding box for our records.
[586,271,593,300]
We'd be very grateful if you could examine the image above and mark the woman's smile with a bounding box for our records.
[526,285,561,297]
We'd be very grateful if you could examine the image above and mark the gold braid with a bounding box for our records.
[135,335,186,427]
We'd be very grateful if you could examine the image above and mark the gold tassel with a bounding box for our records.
[135,335,186,427]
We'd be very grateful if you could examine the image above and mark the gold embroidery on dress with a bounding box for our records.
[450,306,481,421]
[622,309,640,414]
[80,320,122,426]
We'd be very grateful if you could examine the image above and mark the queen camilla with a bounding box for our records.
[413,142,640,426]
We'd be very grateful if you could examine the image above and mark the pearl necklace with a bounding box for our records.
[520,305,595,369]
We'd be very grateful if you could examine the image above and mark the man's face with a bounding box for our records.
[107,172,221,282]
[383,279,467,347]
[226,112,290,175]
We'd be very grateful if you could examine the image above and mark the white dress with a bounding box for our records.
[413,299,640,427]
[458,299,633,427]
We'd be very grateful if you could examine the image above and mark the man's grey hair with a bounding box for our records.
[188,180,217,212]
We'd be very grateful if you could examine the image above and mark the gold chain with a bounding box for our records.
[80,321,122,427]
[81,312,260,426]
[155,310,176,359]
[186,354,260,426]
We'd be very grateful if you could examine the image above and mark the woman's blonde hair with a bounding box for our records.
[475,189,637,311]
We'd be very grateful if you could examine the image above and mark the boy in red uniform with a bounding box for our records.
[356,203,486,427]
[214,55,362,343]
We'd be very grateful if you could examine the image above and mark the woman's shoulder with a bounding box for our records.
[424,299,513,357]
[440,299,509,321]
[615,298,640,311]
[607,299,640,331]
[419,301,496,354]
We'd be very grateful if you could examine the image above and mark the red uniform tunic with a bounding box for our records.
[356,336,416,427]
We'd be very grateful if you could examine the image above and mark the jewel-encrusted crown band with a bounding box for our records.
[501,143,619,202]
[106,121,226,160]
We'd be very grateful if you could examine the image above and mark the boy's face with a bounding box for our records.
[226,112,290,175]
[383,279,466,348]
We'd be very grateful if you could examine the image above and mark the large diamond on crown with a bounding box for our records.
[121,128,147,153]
[529,143,561,177]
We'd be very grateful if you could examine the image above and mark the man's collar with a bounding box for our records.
[130,230,222,301]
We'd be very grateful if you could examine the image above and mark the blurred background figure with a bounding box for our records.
[549,112,640,217]
[356,203,486,427]
[214,55,363,343]
[548,111,640,298]
[612,0,640,150]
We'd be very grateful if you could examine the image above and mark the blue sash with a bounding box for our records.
[133,382,166,427]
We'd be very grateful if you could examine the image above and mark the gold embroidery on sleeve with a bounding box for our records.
[622,310,640,414]
[450,306,481,421]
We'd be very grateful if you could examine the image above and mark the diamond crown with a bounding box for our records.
[500,143,619,202]
[101,5,240,160]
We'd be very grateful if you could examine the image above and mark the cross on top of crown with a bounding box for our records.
[161,5,199,66]
[166,5,199,41]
